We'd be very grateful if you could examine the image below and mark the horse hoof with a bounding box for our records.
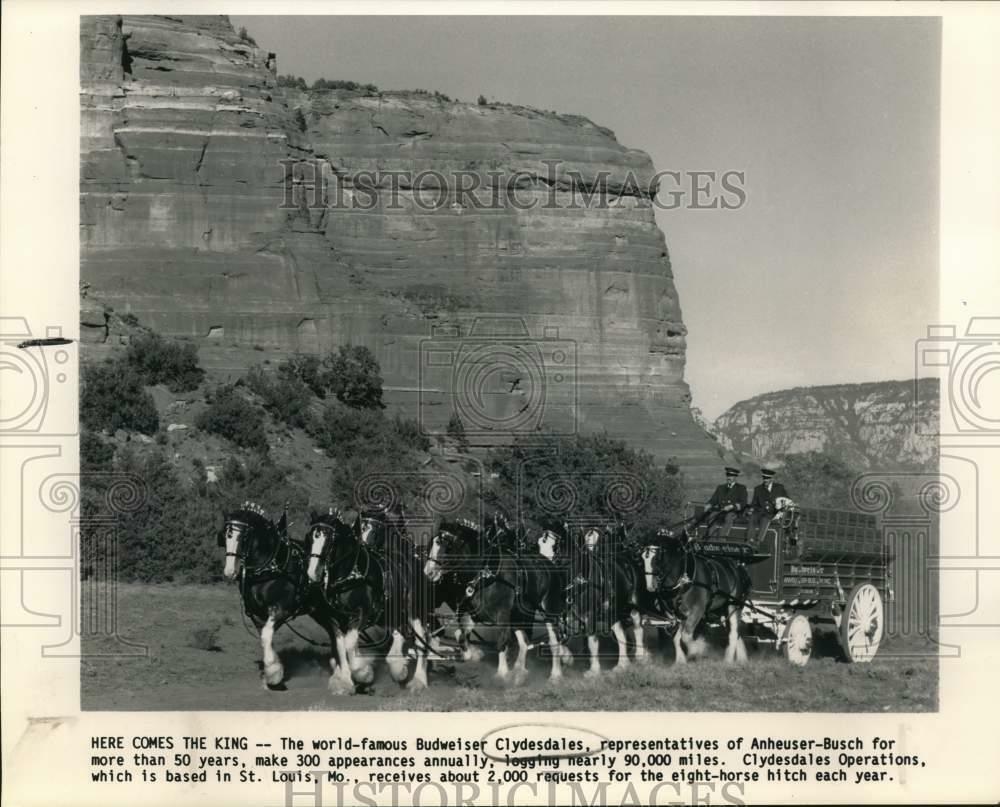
[512,670,528,686]
[612,662,630,674]
[406,677,427,693]
[265,681,287,692]
[548,672,563,683]
[351,665,375,686]
[558,646,574,665]
[635,653,651,666]
[584,669,601,679]
[327,676,353,696]
[462,647,484,663]
[263,662,284,687]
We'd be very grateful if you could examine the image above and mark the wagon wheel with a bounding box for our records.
[838,583,883,663]
[781,614,812,666]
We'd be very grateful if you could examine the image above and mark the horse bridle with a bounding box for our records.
[224,517,296,578]
[308,523,334,563]
[221,519,250,560]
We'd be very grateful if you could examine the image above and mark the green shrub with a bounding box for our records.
[278,353,327,398]
[776,451,861,509]
[311,78,379,93]
[447,412,469,451]
[322,345,384,409]
[311,401,429,506]
[195,386,268,452]
[82,447,216,583]
[81,359,159,435]
[126,331,204,392]
[245,365,314,430]
[277,74,308,90]
[485,432,686,538]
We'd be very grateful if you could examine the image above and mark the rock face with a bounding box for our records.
[713,379,939,470]
[80,14,723,492]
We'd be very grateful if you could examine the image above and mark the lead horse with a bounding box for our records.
[219,501,308,689]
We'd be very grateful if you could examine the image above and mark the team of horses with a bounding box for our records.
[218,502,754,693]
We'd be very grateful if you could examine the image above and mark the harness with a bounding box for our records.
[229,524,310,621]
[665,545,752,622]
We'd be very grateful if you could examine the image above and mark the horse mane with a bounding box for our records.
[307,508,355,537]
[437,518,481,543]
[226,502,278,534]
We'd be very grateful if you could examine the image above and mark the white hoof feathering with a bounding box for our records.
[263,662,284,686]
[462,645,484,663]
[386,631,409,682]
[327,668,352,695]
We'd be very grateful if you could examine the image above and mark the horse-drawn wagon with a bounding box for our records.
[683,502,893,666]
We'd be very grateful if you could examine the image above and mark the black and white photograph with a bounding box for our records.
[76,12,941,712]
[3,3,999,806]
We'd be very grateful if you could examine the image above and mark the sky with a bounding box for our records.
[233,15,940,421]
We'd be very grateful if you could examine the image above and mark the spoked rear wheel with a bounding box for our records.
[838,583,883,663]
[782,614,813,666]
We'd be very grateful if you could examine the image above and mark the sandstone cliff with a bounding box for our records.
[712,378,939,470]
[80,15,723,492]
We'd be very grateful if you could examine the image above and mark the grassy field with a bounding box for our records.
[81,583,937,712]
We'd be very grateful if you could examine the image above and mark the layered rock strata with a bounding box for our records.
[80,14,723,492]
[713,379,939,470]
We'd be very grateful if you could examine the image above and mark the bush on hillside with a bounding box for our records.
[311,78,379,93]
[195,386,268,452]
[447,412,469,451]
[776,451,861,510]
[278,74,309,90]
[311,401,429,507]
[485,432,686,538]
[81,359,159,435]
[126,331,205,392]
[245,365,314,430]
[278,353,328,398]
[323,345,385,409]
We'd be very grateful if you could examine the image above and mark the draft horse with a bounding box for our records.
[219,501,308,689]
[642,528,752,664]
[305,508,432,693]
[559,522,652,677]
[424,518,569,683]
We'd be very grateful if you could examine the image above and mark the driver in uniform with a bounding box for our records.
[749,468,790,546]
[699,466,747,538]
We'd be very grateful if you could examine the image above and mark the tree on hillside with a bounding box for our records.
[777,450,861,510]
[485,432,686,538]
[323,345,385,409]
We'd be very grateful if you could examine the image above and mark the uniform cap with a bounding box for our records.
[724,466,741,477]
[761,468,776,479]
